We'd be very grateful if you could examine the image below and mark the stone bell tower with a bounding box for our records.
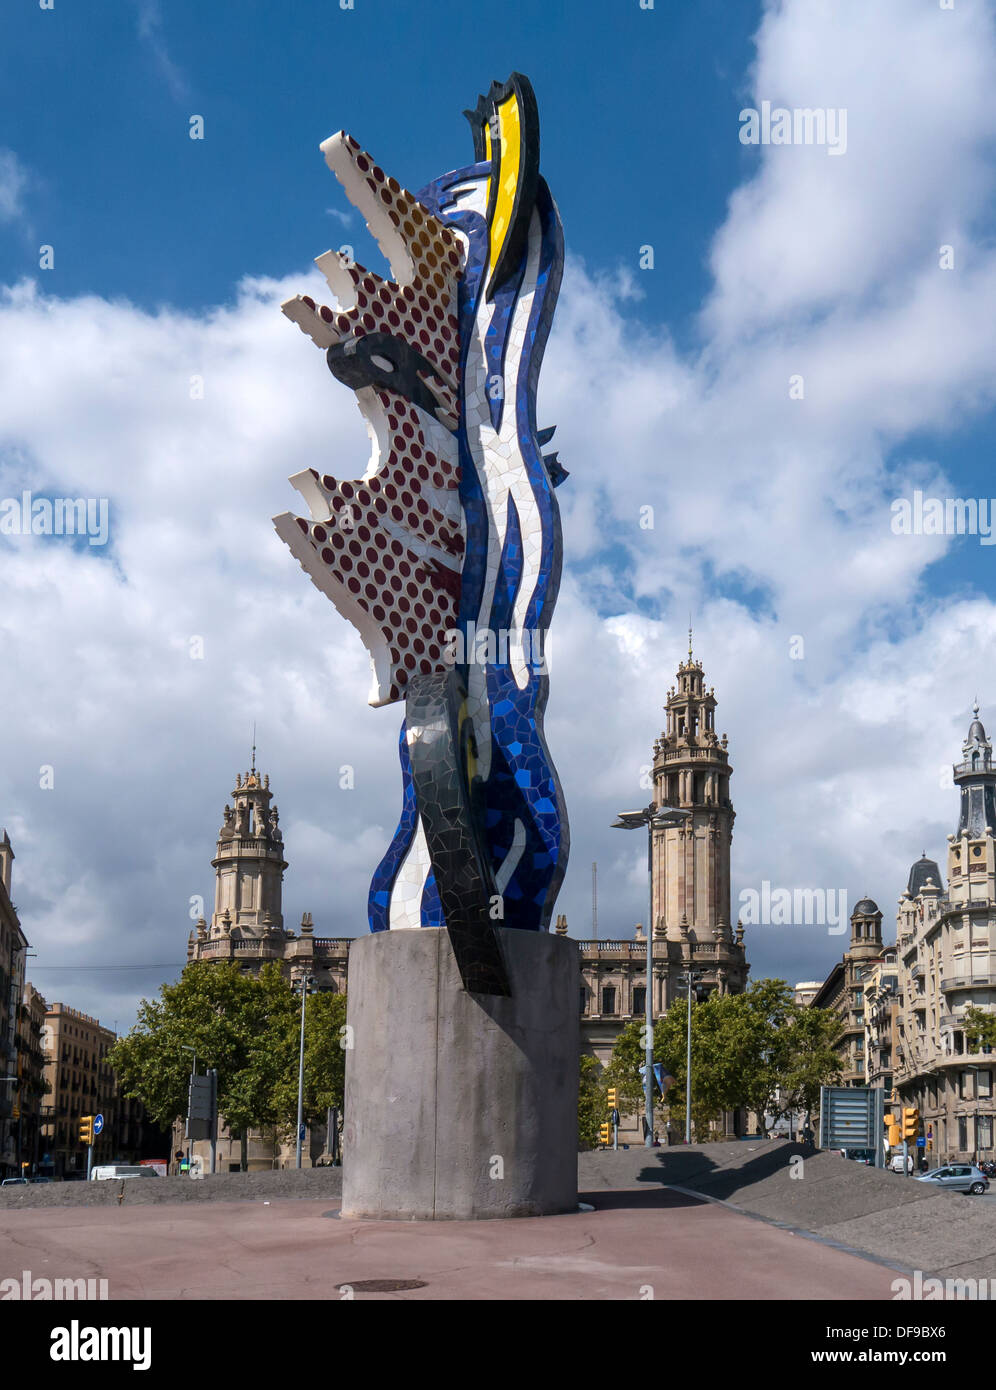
[208,761,288,937]
[650,636,747,995]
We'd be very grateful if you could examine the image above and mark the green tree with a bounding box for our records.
[721,979,795,1136]
[108,962,259,1132]
[271,989,348,1142]
[964,1005,996,1052]
[778,1005,844,1133]
[602,1000,728,1139]
[107,962,347,1170]
[602,979,840,1141]
[578,1053,606,1150]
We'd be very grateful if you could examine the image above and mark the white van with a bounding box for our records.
[89,1165,158,1181]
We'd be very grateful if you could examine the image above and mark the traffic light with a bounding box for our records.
[79,1115,94,1145]
[599,1123,611,1146]
[902,1107,919,1140]
[606,1088,617,1110]
[887,1121,901,1147]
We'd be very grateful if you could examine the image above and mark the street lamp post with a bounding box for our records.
[612,804,690,1148]
[293,977,316,1169]
[180,1045,196,1175]
[678,969,702,1145]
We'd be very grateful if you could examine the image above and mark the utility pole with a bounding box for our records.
[181,1045,196,1174]
[682,970,701,1145]
[294,977,316,1169]
[209,1068,218,1175]
[612,804,690,1149]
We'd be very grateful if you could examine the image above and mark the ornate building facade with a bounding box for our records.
[863,945,899,1096]
[893,707,996,1164]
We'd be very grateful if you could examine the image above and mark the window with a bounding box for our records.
[601,987,616,1016]
[579,987,586,1015]
[959,1117,969,1152]
[632,987,646,1016]
[978,1070,993,1099]
[979,1115,994,1150]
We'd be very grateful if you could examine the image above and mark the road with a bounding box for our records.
[0,1186,901,1300]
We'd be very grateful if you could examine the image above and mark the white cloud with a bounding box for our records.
[132,0,189,105]
[0,150,28,225]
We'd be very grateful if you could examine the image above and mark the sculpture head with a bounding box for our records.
[276,76,569,989]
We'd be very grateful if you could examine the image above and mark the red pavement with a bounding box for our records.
[0,1188,901,1300]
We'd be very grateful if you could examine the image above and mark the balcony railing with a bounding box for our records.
[941,974,996,992]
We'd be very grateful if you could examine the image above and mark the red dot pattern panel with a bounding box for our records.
[284,135,467,703]
[293,389,463,703]
[296,135,464,422]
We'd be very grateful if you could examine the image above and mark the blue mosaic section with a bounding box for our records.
[505,176,570,923]
[367,721,418,933]
[483,271,523,433]
[368,132,569,940]
[367,716,446,931]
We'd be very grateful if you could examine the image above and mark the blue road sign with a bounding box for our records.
[916,1136,926,1147]
[93,1114,104,1136]
[299,1124,306,1142]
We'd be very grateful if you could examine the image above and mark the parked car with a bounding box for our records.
[89,1164,158,1181]
[29,1176,54,1184]
[1,1177,29,1187]
[915,1164,990,1195]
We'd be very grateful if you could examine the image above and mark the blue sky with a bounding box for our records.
[4,0,996,1025]
[2,0,758,333]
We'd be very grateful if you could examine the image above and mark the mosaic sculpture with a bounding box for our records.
[275,74,568,995]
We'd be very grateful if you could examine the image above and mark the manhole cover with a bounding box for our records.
[336,1279,427,1293]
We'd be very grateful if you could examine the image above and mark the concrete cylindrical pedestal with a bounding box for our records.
[341,927,579,1219]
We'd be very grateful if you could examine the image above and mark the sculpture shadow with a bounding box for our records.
[580,1141,812,1210]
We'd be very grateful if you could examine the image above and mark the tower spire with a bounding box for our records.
[211,764,286,934]
[251,721,256,774]
[688,617,693,662]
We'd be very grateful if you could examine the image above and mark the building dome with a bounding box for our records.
[852,897,880,916]
[907,854,941,897]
